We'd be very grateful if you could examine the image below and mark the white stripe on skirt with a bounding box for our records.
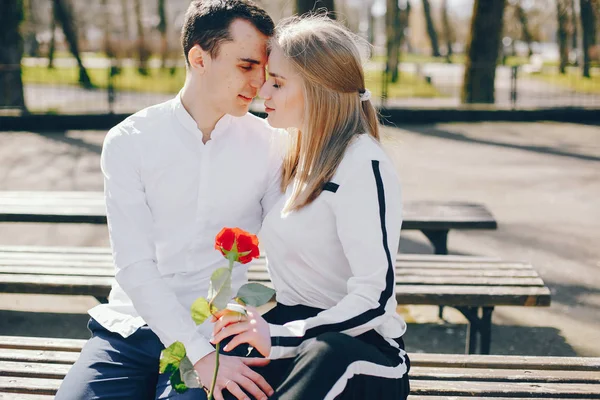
[323,351,408,400]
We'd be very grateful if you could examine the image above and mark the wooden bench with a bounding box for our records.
[0,336,598,399]
[0,191,497,255]
[0,246,550,355]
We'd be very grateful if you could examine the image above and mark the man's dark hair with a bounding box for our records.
[181,0,274,65]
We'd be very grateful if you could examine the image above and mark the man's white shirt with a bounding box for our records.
[89,94,286,364]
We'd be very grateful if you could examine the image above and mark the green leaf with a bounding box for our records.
[159,341,186,374]
[180,356,201,389]
[236,283,276,307]
[208,267,232,310]
[190,297,216,325]
[170,367,188,394]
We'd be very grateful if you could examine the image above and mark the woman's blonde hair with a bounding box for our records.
[275,15,380,212]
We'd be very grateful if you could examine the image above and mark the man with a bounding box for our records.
[55,1,284,399]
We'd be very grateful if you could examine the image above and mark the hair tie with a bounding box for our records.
[359,89,371,102]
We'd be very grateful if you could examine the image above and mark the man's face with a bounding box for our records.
[201,19,268,117]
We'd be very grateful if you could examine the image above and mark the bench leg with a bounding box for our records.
[421,229,449,320]
[480,307,494,355]
[421,229,449,255]
[455,306,495,354]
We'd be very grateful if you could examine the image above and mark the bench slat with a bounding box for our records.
[0,362,71,379]
[3,361,598,385]
[3,338,598,371]
[0,264,542,278]
[0,394,55,400]
[0,193,497,230]
[0,348,80,364]
[0,276,551,306]
[0,266,545,287]
[410,379,600,398]
[409,366,600,384]
[0,336,85,352]
[411,353,600,371]
[0,377,59,395]
[1,377,599,398]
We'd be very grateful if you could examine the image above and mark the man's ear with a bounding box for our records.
[188,45,209,74]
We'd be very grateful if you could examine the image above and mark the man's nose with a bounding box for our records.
[250,68,266,89]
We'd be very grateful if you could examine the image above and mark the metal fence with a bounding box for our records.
[2,58,599,115]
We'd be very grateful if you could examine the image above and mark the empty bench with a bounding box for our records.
[0,191,497,255]
[0,336,598,399]
[0,246,550,355]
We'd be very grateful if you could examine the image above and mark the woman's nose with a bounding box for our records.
[258,82,271,99]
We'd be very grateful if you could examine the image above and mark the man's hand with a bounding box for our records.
[211,306,272,357]
[194,351,273,400]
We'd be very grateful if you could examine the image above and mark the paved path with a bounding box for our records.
[0,122,598,356]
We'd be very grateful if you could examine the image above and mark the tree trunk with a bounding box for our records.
[422,0,441,57]
[0,0,27,111]
[557,0,569,74]
[386,0,401,83]
[121,0,131,58]
[404,1,413,53]
[48,1,56,69]
[461,0,507,104]
[53,0,93,88]
[133,0,149,75]
[23,0,40,57]
[441,0,454,62]
[570,0,579,65]
[515,1,534,56]
[101,0,114,58]
[296,0,335,19]
[157,0,168,69]
[580,0,596,77]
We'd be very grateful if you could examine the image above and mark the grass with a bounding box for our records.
[529,68,600,94]
[371,53,466,65]
[365,70,442,98]
[23,65,443,98]
[23,65,186,94]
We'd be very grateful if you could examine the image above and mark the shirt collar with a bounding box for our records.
[172,92,234,142]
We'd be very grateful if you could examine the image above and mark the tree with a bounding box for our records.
[515,1,534,56]
[386,0,401,83]
[53,0,93,88]
[570,0,579,65]
[441,0,455,62]
[461,0,507,104]
[422,0,441,57]
[48,1,56,68]
[101,0,114,59]
[557,0,570,74]
[121,0,132,57]
[134,0,149,75]
[296,0,335,18]
[23,0,40,57]
[0,0,27,111]
[157,0,168,69]
[580,0,597,77]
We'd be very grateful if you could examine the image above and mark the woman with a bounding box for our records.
[211,15,409,400]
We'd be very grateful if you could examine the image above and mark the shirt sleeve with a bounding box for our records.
[260,129,287,220]
[102,126,215,364]
[267,158,403,360]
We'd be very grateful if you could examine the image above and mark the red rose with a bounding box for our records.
[236,232,260,264]
[215,228,236,255]
[214,227,260,264]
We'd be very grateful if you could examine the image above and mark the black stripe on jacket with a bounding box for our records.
[271,160,395,348]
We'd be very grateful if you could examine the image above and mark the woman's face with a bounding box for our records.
[259,44,305,130]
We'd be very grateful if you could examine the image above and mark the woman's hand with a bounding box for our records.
[211,305,272,357]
